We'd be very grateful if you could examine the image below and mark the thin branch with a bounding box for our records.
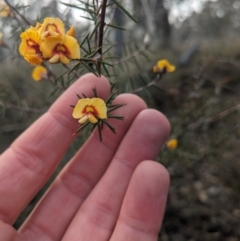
[61,63,79,79]
[171,125,238,177]
[0,101,46,114]
[93,0,98,48]
[114,46,148,65]
[41,62,66,90]
[4,0,31,26]
[188,102,240,130]
[0,122,31,134]
[131,73,163,94]
[97,0,108,74]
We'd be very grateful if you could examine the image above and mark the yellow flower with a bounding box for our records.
[19,27,43,65]
[0,31,6,47]
[40,34,80,64]
[39,17,65,39]
[72,90,125,141]
[19,18,80,64]
[31,65,47,81]
[72,98,107,124]
[157,59,176,73]
[166,139,178,150]
[0,3,13,18]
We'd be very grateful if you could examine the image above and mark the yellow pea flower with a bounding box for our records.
[71,90,125,141]
[39,17,65,39]
[40,34,80,64]
[31,65,47,81]
[0,3,13,18]
[157,59,176,73]
[19,27,43,65]
[72,98,107,124]
[19,18,81,64]
[166,139,178,150]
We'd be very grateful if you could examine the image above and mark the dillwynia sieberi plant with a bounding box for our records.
[0,0,176,141]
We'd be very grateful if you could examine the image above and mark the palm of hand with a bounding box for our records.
[0,74,169,241]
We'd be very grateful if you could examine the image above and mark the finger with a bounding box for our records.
[62,109,170,241]
[0,73,110,224]
[110,161,170,241]
[18,94,147,241]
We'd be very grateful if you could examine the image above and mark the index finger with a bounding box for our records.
[0,73,110,224]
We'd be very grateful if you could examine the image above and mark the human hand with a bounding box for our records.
[0,74,170,241]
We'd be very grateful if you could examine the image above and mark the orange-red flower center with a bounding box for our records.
[53,43,70,56]
[44,23,61,37]
[26,39,40,52]
[83,105,99,116]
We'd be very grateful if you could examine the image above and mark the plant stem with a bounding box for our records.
[97,0,108,75]
[4,0,31,26]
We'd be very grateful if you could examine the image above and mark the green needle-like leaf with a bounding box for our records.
[112,0,137,23]
[59,2,95,14]
[107,23,126,31]
[75,121,91,134]
[89,21,101,40]
[97,122,102,141]
[102,119,116,133]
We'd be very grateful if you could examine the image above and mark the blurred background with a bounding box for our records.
[0,0,240,240]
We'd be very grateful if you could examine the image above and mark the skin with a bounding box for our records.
[0,74,170,241]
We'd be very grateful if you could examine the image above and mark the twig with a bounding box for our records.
[114,46,148,65]
[61,63,79,79]
[188,102,240,130]
[0,101,46,114]
[0,122,31,134]
[171,125,238,177]
[97,0,108,74]
[131,73,163,94]
[93,0,98,49]
[41,62,66,91]
[4,0,31,26]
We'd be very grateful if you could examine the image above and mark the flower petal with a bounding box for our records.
[40,35,80,63]
[72,99,91,119]
[60,54,70,64]
[79,115,88,124]
[90,98,107,119]
[67,26,75,37]
[24,54,43,65]
[32,65,47,81]
[19,28,42,65]
[49,54,60,63]
[88,114,98,124]
[157,59,176,73]
[62,35,80,59]
[40,35,63,58]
